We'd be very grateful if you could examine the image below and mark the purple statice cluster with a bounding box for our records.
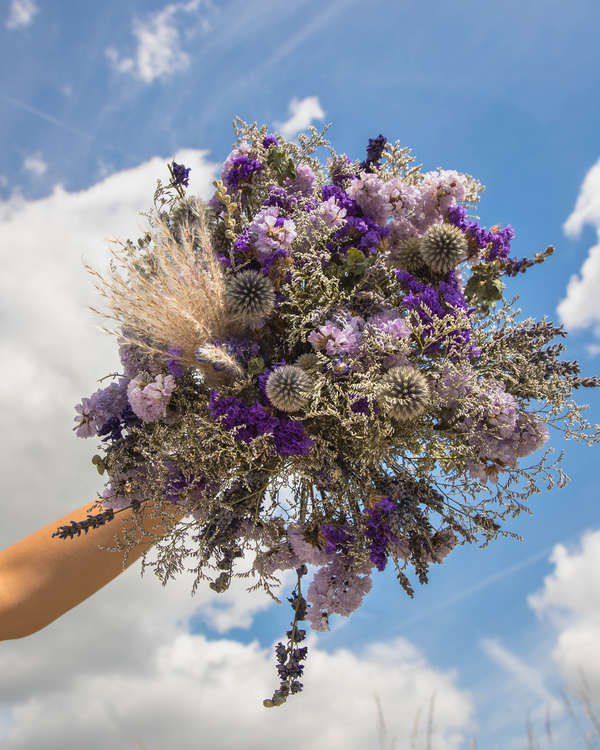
[208,390,313,457]
[74,379,130,438]
[447,205,515,265]
[220,141,263,190]
[364,497,399,571]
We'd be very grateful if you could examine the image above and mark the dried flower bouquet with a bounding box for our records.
[60,120,599,705]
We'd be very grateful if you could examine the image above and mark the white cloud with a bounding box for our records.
[5,0,37,29]
[0,153,473,750]
[0,148,218,531]
[529,530,600,701]
[107,1,204,83]
[22,152,47,176]
[557,156,600,347]
[274,96,325,139]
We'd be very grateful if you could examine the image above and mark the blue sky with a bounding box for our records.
[2,1,600,748]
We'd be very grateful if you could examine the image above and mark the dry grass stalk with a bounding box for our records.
[86,203,232,370]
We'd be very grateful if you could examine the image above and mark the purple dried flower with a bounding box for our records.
[171,162,191,187]
[272,418,313,456]
[364,497,399,571]
[127,374,176,423]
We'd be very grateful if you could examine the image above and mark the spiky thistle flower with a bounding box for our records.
[420,224,467,274]
[379,366,429,420]
[226,269,276,319]
[295,353,320,372]
[266,365,312,412]
[396,237,426,274]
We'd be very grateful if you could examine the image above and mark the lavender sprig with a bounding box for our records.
[52,509,116,540]
[263,566,308,708]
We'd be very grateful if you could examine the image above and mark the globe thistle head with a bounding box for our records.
[379,366,429,421]
[420,224,467,274]
[396,237,426,274]
[226,270,276,318]
[295,353,320,372]
[266,365,312,412]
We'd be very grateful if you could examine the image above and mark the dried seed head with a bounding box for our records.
[396,237,426,274]
[295,353,320,371]
[266,365,312,412]
[195,343,244,385]
[420,224,467,274]
[379,366,429,420]
[226,269,276,318]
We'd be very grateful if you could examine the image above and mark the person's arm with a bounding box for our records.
[0,503,178,640]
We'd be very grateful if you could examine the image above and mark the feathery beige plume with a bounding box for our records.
[86,200,232,370]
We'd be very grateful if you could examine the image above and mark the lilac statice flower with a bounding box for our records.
[288,525,332,566]
[346,171,389,226]
[73,379,129,438]
[73,398,105,438]
[225,154,263,189]
[308,315,364,357]
[395,270,446,322]
[350,396,380,415]
[252,208,297,256]
[319,196,347,229]
[447,206,515,266]
[388,217,420,248]
[364,497,399,572]
[413,170,468,229]
[305,556,373,632]
[381,179,419,221]
[366,309,411,341]
[220,141,262,190]
[127,374,176,423]
[332,213,390,256]
[444,380,549,483]
[284,164,316,197]
[322,184,361,217]
[438,269,471,313]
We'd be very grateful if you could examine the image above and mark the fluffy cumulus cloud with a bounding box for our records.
[274,96,325,139]
[529,530,600,701]
[558,157,600,352]
[22,152,47,177]
[0,148,218,533]
[106,0,204,83]
[0,153,473,750]
[0,564,472,749]
[5,0,37,29]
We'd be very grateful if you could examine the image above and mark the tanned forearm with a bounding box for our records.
[0,503,180,640]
